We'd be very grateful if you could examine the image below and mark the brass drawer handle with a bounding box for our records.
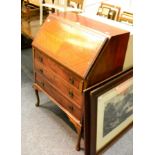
[68,105,74,111]
[40,81,45,87]
[39,69,44,74]
[38,56,43,63]
[69,77,74,85]
[68,90,74,98]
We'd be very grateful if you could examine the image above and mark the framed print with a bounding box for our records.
[97,3,121,21]
[84,68,133,155]
[101,7,111,17]
[119,11,133,25]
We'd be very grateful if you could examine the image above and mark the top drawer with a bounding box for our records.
[34,48,83,90]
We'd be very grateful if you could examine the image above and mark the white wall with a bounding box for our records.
[83,0,102,14]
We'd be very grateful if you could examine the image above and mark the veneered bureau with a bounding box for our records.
[32,12,130,151]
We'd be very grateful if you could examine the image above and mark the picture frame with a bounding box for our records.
[97,3,121,21]
[97,6,111,17]
[84,68,133,155]
[119,11,133,25]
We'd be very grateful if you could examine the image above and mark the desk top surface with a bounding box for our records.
[32,12,129,78]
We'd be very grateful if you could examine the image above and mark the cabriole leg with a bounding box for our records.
[76,125,83,151]
[35,89,40,107]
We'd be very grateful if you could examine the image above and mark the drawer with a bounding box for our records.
[35,73,82,120]
[34,49,45,64]
[34,49,83,90]
[34,60,83,107]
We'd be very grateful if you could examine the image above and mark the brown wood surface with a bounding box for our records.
[52,12,129,36]
[35,73,82,121]
[34,60,83,108]
[32,13,129,85]
[34,48,83,90]
[32,13,131,152]
[32,15,107,78]
[21,17,40,39]
[50,13,130,86]
[86,32,129,87]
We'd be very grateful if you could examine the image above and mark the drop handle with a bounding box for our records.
[69,77,74,85]
[68,105,74,111]
[40,81,45,87]
[68,90,74,98]
[39,69,44,74]
[38,56,43,63]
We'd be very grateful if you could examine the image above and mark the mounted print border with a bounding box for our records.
[84,68,133,155]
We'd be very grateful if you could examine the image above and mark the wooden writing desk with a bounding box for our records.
[32,12,130,151]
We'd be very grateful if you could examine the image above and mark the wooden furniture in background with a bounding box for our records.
[32,12,129,151]
[21,17,40,40]
[21,0,41,40]
[24,0,40,6]
[22,0,40,22]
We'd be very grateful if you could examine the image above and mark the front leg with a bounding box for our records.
[35,89,40,107]
[76,125,83,151]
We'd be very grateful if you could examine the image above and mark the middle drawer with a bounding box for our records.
[35,73,82,121]
[34,60,83,108]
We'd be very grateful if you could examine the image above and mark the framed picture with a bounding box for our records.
[102,7,111,17]
[84,68,133,155]
[119,11,133,25]
[97,3,121,21]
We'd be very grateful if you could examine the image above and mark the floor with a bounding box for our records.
[21,48,133,155]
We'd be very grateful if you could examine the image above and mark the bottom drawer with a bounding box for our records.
[35,73,82,121]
